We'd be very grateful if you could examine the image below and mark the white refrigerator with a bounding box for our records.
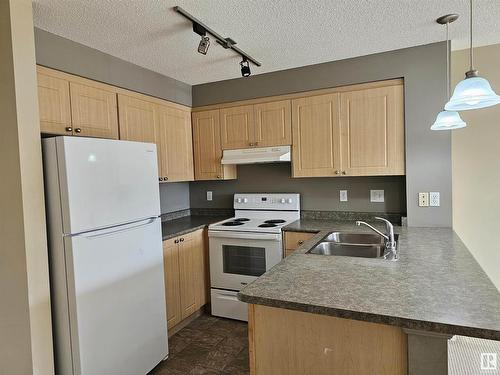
[43,137,168,375]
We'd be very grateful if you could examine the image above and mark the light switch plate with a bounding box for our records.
[430,192,440,207]
[419,192,429,207]
[370,190,384,203]
[207,191,213,201]
[340,190,348,202]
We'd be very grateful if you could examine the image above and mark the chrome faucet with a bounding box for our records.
[355,217,398,261]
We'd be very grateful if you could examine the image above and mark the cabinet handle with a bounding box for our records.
[159,177,163,181]
[75,128,82,133]
[65,126,73,132]
[298,240,304,245]
[255,142,258,146]
[334,170,339,175]
[164,176,168,181]
[179,238,184,242]
[216,175,221,179]
[249,142,254,147]
[341,171,346,175]
[174,239,179,244]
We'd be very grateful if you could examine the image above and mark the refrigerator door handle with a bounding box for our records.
[72,217,159,239]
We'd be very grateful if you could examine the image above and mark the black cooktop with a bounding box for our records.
[221,221,245,226]
[264,219,286,224]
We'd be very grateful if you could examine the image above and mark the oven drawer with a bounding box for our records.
[211,289,248,321]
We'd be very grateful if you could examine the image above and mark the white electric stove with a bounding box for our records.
[208,193,300,321]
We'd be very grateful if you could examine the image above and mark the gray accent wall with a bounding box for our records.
[192,42,451,227]
[33,28,192,214]
[34,28,191,106]
[190,163,406,213]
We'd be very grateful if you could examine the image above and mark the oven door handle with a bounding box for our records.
[208,230,281,241]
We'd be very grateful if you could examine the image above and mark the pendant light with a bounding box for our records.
[431,14,466,131]
[445,0,500,111]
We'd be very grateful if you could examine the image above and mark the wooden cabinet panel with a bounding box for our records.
[156,105,194,182]
[37,70,72,135]
[220,105,255,149]
[163,239,182,330]
[340,84,405,176]
[284,231,317,252]
[178,233,199,320]
[254,100,292,147]
[192,110,237,181]
[69,82,118,139]
[249,304,407,375]
[117,94,157,144]
[292,93,341,177]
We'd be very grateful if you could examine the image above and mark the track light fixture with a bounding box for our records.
[198,35,210,55]
[240,58,251,77]
[174,6,261,72]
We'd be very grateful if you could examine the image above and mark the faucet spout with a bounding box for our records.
[356,218,398,261]
[355,221,389,241]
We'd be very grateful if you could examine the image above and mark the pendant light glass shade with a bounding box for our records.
[430,110,466,130]
[444,76,500,111]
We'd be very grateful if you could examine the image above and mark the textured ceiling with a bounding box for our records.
[32,0,500,85]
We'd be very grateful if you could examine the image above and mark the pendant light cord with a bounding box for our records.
[446,22,450,99]
[469,0,474,71]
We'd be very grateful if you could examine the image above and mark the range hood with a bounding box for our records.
[221,146,291,165]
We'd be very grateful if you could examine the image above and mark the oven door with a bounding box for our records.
[208,230,283,291]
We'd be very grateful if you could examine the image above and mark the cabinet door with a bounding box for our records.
[117,94,158,144]
[70,82,119,139]
[192,110,237,180]
[194,229,209,308]
[163,239,182,330]
[340,84,405,176]
[37,70,72,135]
[178,233,198,320]
[156,105,194,182]
[292,93,341,177]
[254,100,292,147]
[220,105,255,149]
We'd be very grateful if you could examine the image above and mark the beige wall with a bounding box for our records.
[0,0,54,373]
[452,44,500,291]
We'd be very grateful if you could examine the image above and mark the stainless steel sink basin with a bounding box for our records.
[307,232,399,259]
[309,242,385,258]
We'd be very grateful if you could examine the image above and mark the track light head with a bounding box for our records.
[198,35,210,55]
[240,58,251,77]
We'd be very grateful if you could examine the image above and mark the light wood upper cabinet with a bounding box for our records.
[37,69,72,135]
[192,109,237,181]
[69,82,119,139]
[163,238,182,330]
[292,93,341,177]
[117,94,158,144]
[220,105,255,149]
[340,84,405,176]
[254,100,292,147]
[156,105,194,182]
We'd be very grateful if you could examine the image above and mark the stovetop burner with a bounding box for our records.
[264,219,286,224]
[221,221,245,226]
[258,223,278,228]
[234,218,250,222]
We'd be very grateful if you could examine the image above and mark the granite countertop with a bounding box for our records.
[238,219,500,340]
[161,215,230,240]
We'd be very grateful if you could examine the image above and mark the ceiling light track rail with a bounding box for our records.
[173,6,261,67]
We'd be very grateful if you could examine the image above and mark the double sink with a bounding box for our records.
[307,232,399,259]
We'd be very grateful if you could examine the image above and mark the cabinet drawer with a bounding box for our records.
[284,231,317,250]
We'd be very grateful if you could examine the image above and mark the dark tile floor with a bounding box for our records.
[149,314,249,375]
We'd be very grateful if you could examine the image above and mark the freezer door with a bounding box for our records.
[54,137,160,234]
[63,218,167,375]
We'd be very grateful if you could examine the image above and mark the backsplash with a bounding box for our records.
[189,163,406,214]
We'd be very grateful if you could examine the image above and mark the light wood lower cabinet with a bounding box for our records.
[283,231,317,257]
[192,109,237,180]
[248,304,407,375]
[162,229,208,331]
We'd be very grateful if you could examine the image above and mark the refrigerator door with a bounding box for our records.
[64,217,167,375]
[54,137,160,234]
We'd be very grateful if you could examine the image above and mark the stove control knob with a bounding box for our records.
[280,198,286,204]
[243,198,248,203]
[236,198,242,203]
[286,198,293,204]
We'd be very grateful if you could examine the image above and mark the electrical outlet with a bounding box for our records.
[206,191,213,201]
[430,192,440,207]
[418,192,429,207]
[339,190,348,202]
[370,190,384,203]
